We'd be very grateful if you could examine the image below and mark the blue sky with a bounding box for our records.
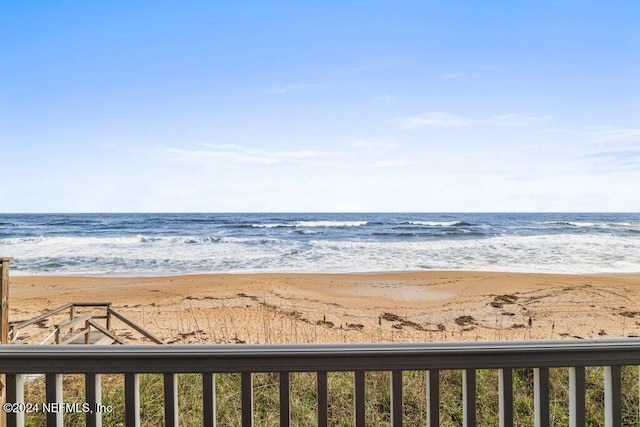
[1,1,639,212]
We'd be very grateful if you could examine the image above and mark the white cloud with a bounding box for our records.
[370,160,408,168]
[348,137,399,150]
[583,151,640,172]
[141,144,347,166]
[583,126,640,145]
[395,112,469,128]
[574,126,640,172]
[394,112,551,129]
[135,141,412,171]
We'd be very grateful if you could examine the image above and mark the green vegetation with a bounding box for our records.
[21,365,640,426]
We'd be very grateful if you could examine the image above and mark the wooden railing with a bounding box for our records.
[8,303,163,345]
[1,339,639,426]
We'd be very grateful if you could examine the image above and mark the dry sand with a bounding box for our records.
[7,271,640,344]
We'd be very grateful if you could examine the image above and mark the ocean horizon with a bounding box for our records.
[1,212,639,276]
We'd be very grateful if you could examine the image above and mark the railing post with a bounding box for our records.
[0,258,10,345]
[46,373,63,427]
[604,366,622,427]
[0,257,11,427]
[354,371,365,427]
[391,370,403,427]
[85,320,91,344]
[125,373,140,427]
[317,371,328,427]
[426,370,439,427]
[164,373,178,427]
[202,373,217,427]
[241,372,253,427]
[499,368,514,427]
[6,374,25,427]
[569,366,585,427]
[86,373,102,427]
[69,304,76,333]
[106,309,112,331]
[279,372,290,427]
[463,369,477,427]
[534,367,550,427]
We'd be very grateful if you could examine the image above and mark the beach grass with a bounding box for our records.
[21,360,640,426]
[11,271,640,426]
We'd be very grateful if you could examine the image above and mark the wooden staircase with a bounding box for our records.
[9,302,164,345]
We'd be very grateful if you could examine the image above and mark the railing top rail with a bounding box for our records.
[86,320,126,345]
[71,302,112,307]
[1,339,639,374]
[54,312,92,330]
[9,303,74,332]
[9,302,112,334]
[107,307,165,344]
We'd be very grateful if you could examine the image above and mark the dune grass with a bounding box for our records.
[20,364,640,426]
[15,304,639,426]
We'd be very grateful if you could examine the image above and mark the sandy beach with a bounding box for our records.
[7,271,640,345]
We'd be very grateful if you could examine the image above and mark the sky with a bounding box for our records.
[1,1,639,212]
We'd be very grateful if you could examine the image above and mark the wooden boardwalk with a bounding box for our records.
[9,302,164,346]
[0,258,167,427]
[61,331,115,345]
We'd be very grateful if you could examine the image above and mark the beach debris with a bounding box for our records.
[170,330,207,344]
[260,301,278,310]
[237,293,259,302]
[381,312,403,322]
[490,294,518,308]
[398,319,426,331]
[316,319,334,328]
[345,323,364,330]
[380,312,439,331]
[454,315,476,326]
[620,311,640,318]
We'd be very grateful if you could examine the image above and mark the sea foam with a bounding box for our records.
[1,213,639,276]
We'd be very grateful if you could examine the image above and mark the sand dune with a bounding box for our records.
[8,271,640,344]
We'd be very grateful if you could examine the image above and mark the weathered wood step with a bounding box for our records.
[61,331,115,345]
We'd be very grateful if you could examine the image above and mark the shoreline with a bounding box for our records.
[8,271,640,344]
[10,268,640,278]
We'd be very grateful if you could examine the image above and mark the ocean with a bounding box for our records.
[0,213,639,276]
